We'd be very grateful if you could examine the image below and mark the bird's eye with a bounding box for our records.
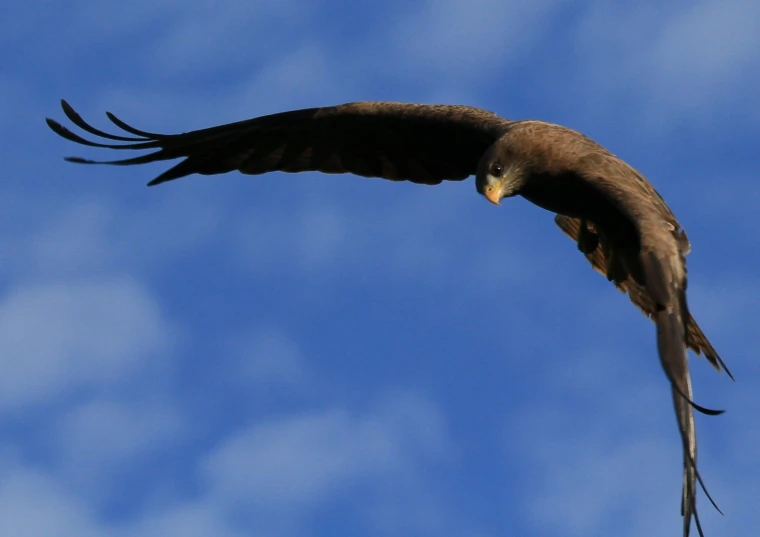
[489,163,503,177]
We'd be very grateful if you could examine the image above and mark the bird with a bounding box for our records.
[46,98,732,537]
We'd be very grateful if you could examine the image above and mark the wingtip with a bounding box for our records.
[707,354,736,382]
[146,176,168,187]
[60,98,74,114]
[45,117,60,130]
[723,364,736,383]
[64,156,95,164]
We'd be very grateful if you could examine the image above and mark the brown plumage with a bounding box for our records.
[46,99,731,537]
[554,214,731,376]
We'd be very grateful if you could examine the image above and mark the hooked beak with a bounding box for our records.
[484,184,502,205]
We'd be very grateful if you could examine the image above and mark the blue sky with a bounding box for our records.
[2,1,759,536]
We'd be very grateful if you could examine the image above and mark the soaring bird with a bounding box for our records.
[46,99,732,537]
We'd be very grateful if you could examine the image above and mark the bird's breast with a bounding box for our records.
[519,171,607,219]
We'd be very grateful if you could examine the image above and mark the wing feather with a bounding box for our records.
[554,215,732,379]
[46,100,510,186]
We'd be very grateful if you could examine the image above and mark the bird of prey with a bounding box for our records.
[46,99,732,537]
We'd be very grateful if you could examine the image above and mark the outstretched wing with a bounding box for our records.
[554,214,732,379]
[46,100,510,186]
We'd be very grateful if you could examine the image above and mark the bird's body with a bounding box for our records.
[46,99,731,537]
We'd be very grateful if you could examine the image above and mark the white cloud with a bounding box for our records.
[0,459,240,537]
[205,409,392,507]
[390,0,564,87]
[221,42,343,115]
[0,466,100,537]
[506,396,712,537]
[150,0,313,77]
[0,192,224,280]
[202,392,450,512]
[648,0,760,105]
[55,398,186,491]
[571,0,760,126]
[0,278,176,411]
[225,326,306,386]
[16,201,117,278]
[123,501,241,537]
[0,391,453,537]
[524,433,685,536]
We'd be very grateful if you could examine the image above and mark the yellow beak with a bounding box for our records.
[485,186,501,205]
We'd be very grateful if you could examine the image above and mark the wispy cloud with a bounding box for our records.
[568,0,760,128]
[389,0,565,90]
[55,397,186,495]
[149,0,314,78]
[0,465,100,537]
[202,391,450,512]
[224,326,307,386]
[0,278,175,411]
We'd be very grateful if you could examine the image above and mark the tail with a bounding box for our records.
[645,250,723,537]
[656,308,702,537]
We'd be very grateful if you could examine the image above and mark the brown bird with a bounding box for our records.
[46,99,732,537]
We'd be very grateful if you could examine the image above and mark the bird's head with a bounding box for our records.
[475,139,528,205]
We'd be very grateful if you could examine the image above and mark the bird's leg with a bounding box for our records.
[576,219,599,254]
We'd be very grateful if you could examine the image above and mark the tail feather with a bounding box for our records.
[644,248,723,537]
